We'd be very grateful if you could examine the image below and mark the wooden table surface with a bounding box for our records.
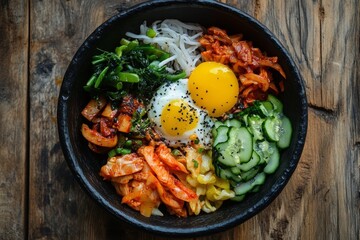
[1,0,359,239]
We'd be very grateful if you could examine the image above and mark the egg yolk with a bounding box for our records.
[160,99,199,136]
[188,62,239,117]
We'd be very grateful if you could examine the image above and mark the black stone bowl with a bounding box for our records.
[57,0,307,237]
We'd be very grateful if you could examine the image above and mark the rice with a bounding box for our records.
[125,19,203,76]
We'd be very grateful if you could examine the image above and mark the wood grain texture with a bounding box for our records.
[1,0,357,239]
[28,1,150,239]
[0,0,28,239]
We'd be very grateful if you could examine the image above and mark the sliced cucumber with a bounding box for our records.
[237,151,260,172]
[230,166,241,175]
[225,119,242,128]
[212,127,218,139]
[263,116,282,142]
[214,121,225,129]
[231,194,246,202]
[229,180,239,188]
[258,101,272,117]
[241,113,249,126]
[248,115,264,140]
[218,167,242,182]
[254,140,271,164]
[240,166,260,181]
[262,101,274,113]
[277,115,292,149]
[212,119,241,144]
[230,173,242,183]
[251,185,261,193]
[263,144,280,174]
[228,127,253,163]
[215,143,238,167]
[267,94,283,113]
[213,126,229,146]
[214,161,221,176]
[212,96,291,198]
[215,127,253,166]
[234,172,266,196]
[217,167,232,180]
[214,119,241,129]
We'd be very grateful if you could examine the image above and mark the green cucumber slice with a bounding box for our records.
[263,116,282,142]
[262,101,274,113]
[237,151,261,172]
[230,127,253,163]
[213,126,229,146]
[215,143,237,167]
[277,115,292,149]
[218,167,242,182]
[248,115,264,140]
[263,144,280,174]
[215,127,253,166]
[214,119,241,129]
[240,166,260,181]
[251,185,261,193]
[225,119,242,128]
[214,121,225,129]
[234,172,266,195]
[254,140,271,164]
[230,166,241,175]
[267,94,283,113]
[231,194,246,202]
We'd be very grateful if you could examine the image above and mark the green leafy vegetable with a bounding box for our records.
[84,38,186,102]
[192,159,199,168]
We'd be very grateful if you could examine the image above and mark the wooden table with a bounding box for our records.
[1,0,359,239]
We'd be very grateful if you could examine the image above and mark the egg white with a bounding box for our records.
[147,79,214,148]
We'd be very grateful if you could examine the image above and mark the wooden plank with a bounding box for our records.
[208,1,301,240]
[314,0,359,239]
[27,0,360,239]
[0,1,29,239]
[27,0,143,239]
[226,1,319,239]
[240,1,360,240]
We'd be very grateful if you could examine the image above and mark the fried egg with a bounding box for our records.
[188,62,239,117]
[148,79,214,148]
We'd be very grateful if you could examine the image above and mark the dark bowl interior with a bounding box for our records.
[57,0,307,237]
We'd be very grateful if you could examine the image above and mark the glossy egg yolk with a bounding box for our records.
[160,99,199,136]
[188,62,239,117]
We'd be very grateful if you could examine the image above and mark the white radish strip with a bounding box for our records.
[126,19,203,76]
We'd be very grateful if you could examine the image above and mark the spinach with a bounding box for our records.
[84,39,186,102]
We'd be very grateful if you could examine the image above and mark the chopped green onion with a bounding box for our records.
[124,140,133,147]
[118,72,140,83]
[116,82,123,90]
[94,66,109,88]
[108,147,132,157]
[91,58,106,65]
[125,40,139,52]
[172,149,181,156]
[120,38,130,46]
[116,148,131,155]
[197,148,204,153]
[115,45,127,57]
[134,140,143,147]
[164,71,186,81]
[84,75,97,91]
[108,149,117,158]
[192,159,199,168]
[146,28,157,38]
